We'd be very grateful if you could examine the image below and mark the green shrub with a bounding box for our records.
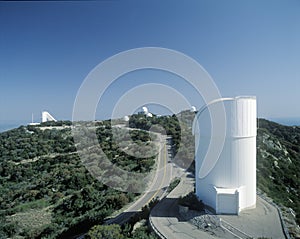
[178,192,204,211]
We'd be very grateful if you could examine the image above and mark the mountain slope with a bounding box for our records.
[0,121,156,238]
[257,119,300,237]
[0,117,299,238]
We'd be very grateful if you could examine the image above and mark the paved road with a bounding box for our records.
[73,132,173,238]
[150,174,218,239]
[105,134,173,225]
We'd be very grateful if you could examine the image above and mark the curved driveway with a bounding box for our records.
[150,174,218,239]
[106,133,173,225]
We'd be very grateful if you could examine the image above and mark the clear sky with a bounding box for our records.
[1,0,300,123]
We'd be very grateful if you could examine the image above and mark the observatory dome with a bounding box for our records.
[193,96,256,214]
[142,106,149,114]
[190,106,197,112]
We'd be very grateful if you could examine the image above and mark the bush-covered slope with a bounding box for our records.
[257,119,300,233]
[0,121,156,238]
[0,116,299,238]
[128,111,195,170]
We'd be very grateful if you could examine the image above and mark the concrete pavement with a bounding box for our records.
[150,174,219,239]
[219,196,286,239]
[150,173,286,239]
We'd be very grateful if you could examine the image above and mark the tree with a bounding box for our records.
[87,224,124,239]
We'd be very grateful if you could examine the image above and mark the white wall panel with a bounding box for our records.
[194,96,256,214]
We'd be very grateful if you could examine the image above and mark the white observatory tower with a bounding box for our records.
[193,96,257,214]
[42,111,57,123]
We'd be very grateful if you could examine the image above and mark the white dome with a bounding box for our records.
[142,106,149,114]
[190,106,197,112]
[123,115,130,122]
[146,112,153,117]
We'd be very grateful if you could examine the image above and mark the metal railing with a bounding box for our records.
[256,191,291,239]
[220,218,252,239]
[149,216,167,239]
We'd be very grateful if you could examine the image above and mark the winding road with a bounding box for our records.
[105,133,173,225]
[72,131,173,239]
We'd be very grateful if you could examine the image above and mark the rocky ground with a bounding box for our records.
[179,209,238,239]
[179,195,288,239]
[190,214,238,239]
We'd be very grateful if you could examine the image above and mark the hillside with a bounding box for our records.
[0,116,299,238]
[129,115,300,237]
[257,119,300,237]
[0,120,158,239]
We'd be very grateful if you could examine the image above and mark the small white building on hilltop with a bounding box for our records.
[193,96,257,214]
[42,111,57,123]
[140,106,153,117]
[29,111,57,125]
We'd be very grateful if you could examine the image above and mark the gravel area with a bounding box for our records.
[179,209,238,238]
[190,214,237,238]
[178,196,286,238]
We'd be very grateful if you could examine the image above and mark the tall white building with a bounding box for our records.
[193,96,257,214]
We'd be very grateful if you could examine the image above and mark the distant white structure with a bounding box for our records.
[193,96,257,214]
[42,111,57,123]
[140,106,153,117]
[190,106,197,112]
[29,113,40,125]
[142,106,149,115]
[124,115,130,122]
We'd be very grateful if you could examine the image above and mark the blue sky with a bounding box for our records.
[1,0,300,123]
